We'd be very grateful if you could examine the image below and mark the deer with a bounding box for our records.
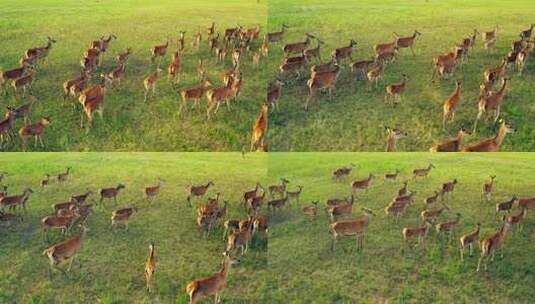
[430,128,470,152]
[374,40,397,56]
[150,40,169,65]
[267,79,283,111]
[477,222,510,272]
[304,38,324,62]
[515,197,535,210]
[482,175,497,201]
[267,195,289,212]
[252,215,268,235]
[412,164,435,180]
[250,103,269,152]
[520,24,535,40]
[179,80,212,115]
[424,191,440,205]
[283,34,314,55]
[79,78,109,131]
[393,30,422,56]
[385,74,409,105]
[327,197,355,222]
[177,31,186,51]
[302,201,319,218]
[192,28,202,49]
[0,188,33,212]
[351,174,374,194]
[385,127,406,152]
[1,64,28,93]
[25,37,56,62]
[503,208,527,235]
[207,22,216,37]
[99,184,125,206]
[459,223,481,261]
[440,179,458,201]
[310,58,338,74]
[351,58,375,81]
[231,49,242,68]
[42,225,88,275]
[110,207,137,231]
[330,208,376,252]
[186,182,214,207]
[10,70,35,97]
[496,196,516,217]
[385,202,408,223]
[145,179,164,202]
[18,117,51,150]
[186,252,232,304]
[205,77,239,119]
[516,47,531,75]
[267,24,289,43]
[41,212,80,241]
[241,183,262,206]
[41,174,51,188]
[101,63,126,87]
[483,26,498,42]
[0,210,23,226]
[464,120,515,152]
[384,169,400,181]
[70,191,93,205]
[435,213,462,241]
[421,205,449,223]
[398,181,409,197]
[442,81,462,128]
[207,33,220,52]
[326,196,354,209]
[145,242,156,293]
[63,71,90,100]
[57,167,71,183]
[367,63,385,89]
[332,39,357,62]
[333,164,355,181]
[116,48,132,65]
[305,64,341,111]
[7,95,37,124]
[484,59,507,84]
[226,221,254,256]
[143,68,162,102]
[91,34,116,53]
[402,221,432,249]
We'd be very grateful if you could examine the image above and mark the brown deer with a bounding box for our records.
[42,225,88,275]
[91,34,116,53]
[496,196,516,217]
[477,222,510,272]
[143,68,162,102]
[187,182,214,207]
[57,167,71,183]
[515,197,535,210]
[99,184,125,206]
[385,74,409,105]
[351,58,374,81]
[304,39,324,62]
[178,80,212,115]
[463,120,515,152]
[41,174,51,188]
[1,64,28,93]
[63,71,90,100]
[398,181,409,197]
[459,223,481,261]
[150,40,169,65]
[330,208,375,251]
[7,95,37,124]
[205,78,238,119]
[0,188,33,212]
[351,174,374,194]
[484,59,507,84]
[283,34,314,55]
[145,179,164,202]
[413,164,435,179]
[250,103,268,152]
[145,242,156,293]
[267,79,283,111]
[435,213,462,241]
[268,179,289,197]
[305,64,341,111]
[18,117,51,150]
[110,207,137,230]
[41,212,79,240]
[79,79,109,131]
[177,31,186,51]
[402,221,432,249]
[442,81,462,127]
[384,169,400,181]
[374,40,397,56]
[430,128,470,152]
[520,24,535,40]
[186,252,232,304]
[424,191,440,205]
[385,127,406,152]
[516,47,531,75]
[11,71,35,97]
[327,197,355,221]
[302,201,319,218]
[116,48,132,65]
[393,30,422,56]
[421,206,449,223]
[482,175,496,201]
[333,164,355,181]
[226,221,254,256]
[440,179,458,200]
[367,63,385,89]
[25,37,56,61]
[503,208,527,235]
[332,39,357,62]
[101,63,126,87]
[192,28,202,49]
[267,24,289,43]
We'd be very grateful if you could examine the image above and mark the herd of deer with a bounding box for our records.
[0,168,271,304]
[266,162,533,274]
[265,23,534,151]
[0,22,267,150]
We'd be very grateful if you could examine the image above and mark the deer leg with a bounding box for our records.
[493,107,500,123]
[460,245,464,261]
[472,110,483,133]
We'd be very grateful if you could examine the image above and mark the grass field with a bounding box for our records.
[267,0,535,151]
[0,153,269,303]
[267,153,535,303]
[0,0,266,152]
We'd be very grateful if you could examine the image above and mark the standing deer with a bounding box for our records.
[186,252,232,304]
[143,68,162,102]
[393,30,422,56]
[477,222,510,272]
[330,208,376,252]
[482,175,496,201]
[459,223,481,261]
[150,40,169,66]
[413,164,435,179]
[266,24,289,43]
[167,50,182,83]
[305,64,341,111]
[385,127,407,152]
[384,74,409,104]
[179,80,212,114]
[332,39,357,62]
[251,103,268,152]
[442,81,462,128]
[99,184,125,206]
[145,242,156,293]
[42,225,88,275]
[430,128,470,152]
[463,120,515,152]
[19,117,51,150]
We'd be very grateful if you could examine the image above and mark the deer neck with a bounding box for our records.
[220,257,231,279]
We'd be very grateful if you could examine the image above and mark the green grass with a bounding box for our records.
[0,0,267,151]
[267,153,535,303]
[0,153,268,303]
[267,0,535,151]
